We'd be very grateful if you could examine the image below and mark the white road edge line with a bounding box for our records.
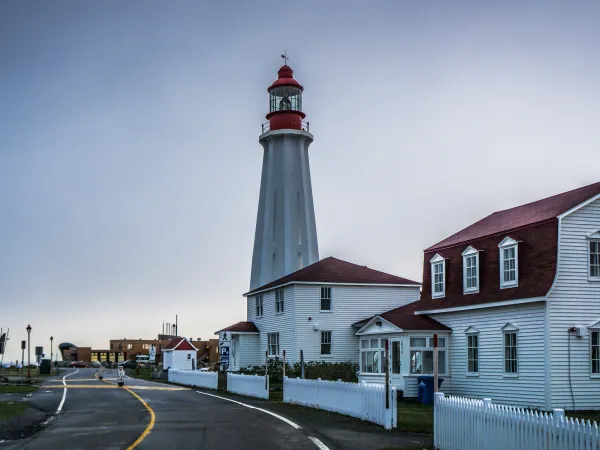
[308,436,330,450]
[57,369,79,413]
[195,391,302,430]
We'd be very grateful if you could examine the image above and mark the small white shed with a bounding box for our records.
[162,337,198,370]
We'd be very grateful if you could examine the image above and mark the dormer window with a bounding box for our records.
[499,237,519,289]
[588,231,600,280]
[462,246,480,294]
[430,254,446,299]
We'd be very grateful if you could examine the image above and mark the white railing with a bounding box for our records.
[227,373,269,399]
[283,376,397,430]
[434,393,600,450]
[168,369,218,390]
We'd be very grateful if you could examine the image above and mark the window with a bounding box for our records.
[410,336,447,375]
[499,237,519,288]
[142,344,149,350]
[267,333,279,357]
[360,338,380,373]
[321,331,331,355]
[275,289,284,313]
[592,330,599,375]
[320,287,331,311]
[467,335,479,374]
[504,332,518,374]
[255,295,263,317]
[127,344,133,350]
[430,254,446,298]
[590,240,600,279]
[391,341,401,374]
[187,354,191,360]
[462,246,480,294]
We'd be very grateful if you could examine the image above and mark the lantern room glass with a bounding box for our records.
[270,86,302,113]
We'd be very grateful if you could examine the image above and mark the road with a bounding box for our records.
[1,368,326,450]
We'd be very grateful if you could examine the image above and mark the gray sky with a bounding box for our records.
[1,1,599,361]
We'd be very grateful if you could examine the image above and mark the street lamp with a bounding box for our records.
[50,336,54,368]
[26,325,31,378]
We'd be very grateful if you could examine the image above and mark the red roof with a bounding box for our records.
[427,181,600,251]
[268,65,304,91]
[245,257,420,296]
[215,322,259,334]
[163,337,197,351]
[354,301,451,331]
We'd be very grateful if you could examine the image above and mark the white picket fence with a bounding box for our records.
[434,392,600,450]
[283,376,397,430]
[168,369,218,390]
[227,373,269,399]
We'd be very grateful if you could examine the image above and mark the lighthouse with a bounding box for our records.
[249,62,319,290]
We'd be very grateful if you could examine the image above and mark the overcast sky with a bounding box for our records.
[1,1,599,362]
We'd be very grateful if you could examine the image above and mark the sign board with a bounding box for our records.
[0,333,6,355]
[219,331,231,348]
[35,346,43,356]
[21,340,26,350]
[148,344,156,364]
[220,346,230,366]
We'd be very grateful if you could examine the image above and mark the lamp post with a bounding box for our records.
[26,325,32,378]
[50,336,54,370]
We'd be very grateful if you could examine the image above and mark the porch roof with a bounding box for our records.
[353,301,451,332]
[215,321,259,334]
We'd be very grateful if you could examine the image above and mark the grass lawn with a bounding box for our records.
[0,385,38,394]
[397,401,433,434]
[0,402,29,421]
[125,367,168,383]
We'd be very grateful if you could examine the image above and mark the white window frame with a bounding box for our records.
[320,331,332,356]
[499,237,519,289]
[320,287,332,311]
[462,246,480,294]
[502,323,519,377]
[430,254,446,299]
[267,332,280,357]
[465,326,480,376]
[275,289,284,314]
[359,337,388,374]
[255,295,263,317]
[587,232,600,281]
[409,335,448,376]
[590,321,600,377]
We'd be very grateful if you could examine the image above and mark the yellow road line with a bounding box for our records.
[124,387,155,450]
[95,371,155,450]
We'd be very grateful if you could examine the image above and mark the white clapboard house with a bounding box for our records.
[355,181,600,410]
[216,257,425,370]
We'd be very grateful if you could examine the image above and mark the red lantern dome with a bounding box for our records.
[265,65,306,132]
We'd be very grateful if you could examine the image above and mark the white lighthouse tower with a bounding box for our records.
[250,63,319,290]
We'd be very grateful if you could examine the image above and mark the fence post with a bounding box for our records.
[434,392,444,448]
[482,398,492,450]
[283,349,286,379]
[265,351,268,390]
[300,350,305,379]
[553,408,564,445]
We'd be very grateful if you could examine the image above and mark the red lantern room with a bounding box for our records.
[265,64,307,132]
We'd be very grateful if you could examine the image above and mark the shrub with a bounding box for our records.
[239,358,358,382]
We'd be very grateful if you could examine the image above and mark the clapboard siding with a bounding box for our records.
[293,285,420,364]
[237,334,261,369]
[548,197,600,410]
[244,286,297,367]
[432,302,547,408]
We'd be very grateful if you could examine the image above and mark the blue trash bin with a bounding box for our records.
[417,376,444,404]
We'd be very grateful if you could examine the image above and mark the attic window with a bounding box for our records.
[430,254,446,299]
[462,246,480,295]
[499,237,519,289]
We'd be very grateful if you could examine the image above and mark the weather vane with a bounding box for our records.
[281,51,289,65]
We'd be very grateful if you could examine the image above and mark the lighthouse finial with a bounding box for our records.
[281,51,289,65]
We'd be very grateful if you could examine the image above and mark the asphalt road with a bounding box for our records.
[1,368,325,450]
